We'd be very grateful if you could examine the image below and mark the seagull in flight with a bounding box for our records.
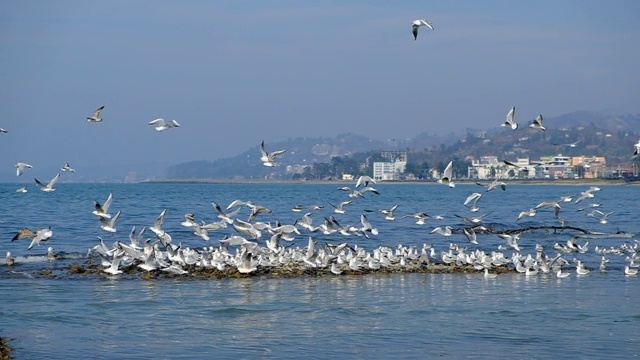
[0,128,7,133]
[501,106,518,130]
[87,106,105,122]
[34,173,60,192]
[529,114,546,131]
[12,227,53,250]
[93,193,113,219]
[148,118,180,131]
[412,19,434,40]
[61,163,76,172]
[437,160,455,188]
[355,175,376,188]
[552,140,580,148]
[260,140,286,167]
[15,162,32,176]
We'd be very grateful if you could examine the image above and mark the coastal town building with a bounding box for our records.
[466,154,608,180]
[372,151,407,181]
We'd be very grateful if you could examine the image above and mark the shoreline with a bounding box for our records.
[140,178,636,186]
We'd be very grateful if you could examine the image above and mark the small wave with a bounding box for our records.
[209,307,269,315]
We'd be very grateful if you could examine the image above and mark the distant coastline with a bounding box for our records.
[141,178,637,186]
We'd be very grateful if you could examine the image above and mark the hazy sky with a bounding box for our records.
[1,1,639,180]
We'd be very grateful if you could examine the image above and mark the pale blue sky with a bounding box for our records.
[1,1,639,180]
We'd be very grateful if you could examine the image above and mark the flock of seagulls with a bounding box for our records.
[3,166,638,281]
[500,106,546,132]
[4,105,183,193]
[2,16,639,282]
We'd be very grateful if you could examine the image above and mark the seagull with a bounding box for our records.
[556,268,571,278]
[633,138,640,158]
[328,200,352,214]
[497,233,521,252]
[16,186,28,193]
[5,251,15,266]
[625,266,639,276]
[378,204,400,220]
[93,193,113,219]
[437,160,455,188]
[501,106,518,130]
[181,213,197,227]
[34,173,60,192]
[516,208,537,221]
[463,192,483,212]
[0,128,7,133]
[587,210,614,224]
[15,162,33,176]
[535,201,561,218]
[100,211,121,233]
[529,114,546,131]
[148,118,180,131]
[355,175,376,188]
[411,19,434,40]
[360,214,379,236]
[484,268,498,278]
[402,212,430,225]
[476,179,506,192]
[103,253,123,275]
[430,226,452,237]
[47,247,57,262]
[12,227,53,250]
[463,227,478,244]
[552,140,580,148]
[260,141,286,167]
[503,160,522,169]
[61,163,75,172]
[87,106,105,122]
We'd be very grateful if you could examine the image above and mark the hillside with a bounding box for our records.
[165,111,640,179]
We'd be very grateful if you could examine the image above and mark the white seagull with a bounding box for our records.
[529,114,546,131]
[15,162,33,176]
[16,186,28,193]
[87,106,105,122]
[34,173,60,192]
[148,118,180,131]
[61,163,75,172]
[0,128,7,133]
[355,175,376,188]
[93,193,113,219]
[501,106,518,130]
[412,19,434,40]
[100,211,121,233]
[260,140,286,167]
[437,160,455,188]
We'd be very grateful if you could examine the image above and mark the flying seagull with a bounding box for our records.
[501,106,518,130]
[529,114,546,131]
[34,173,60,192]
[87,106,105,122]
[437,160,455,188]
[15,162,33,176]
[412,19,434,40]
[148,118,180,132]
[0,128,7,133]
[61,163,76,172]
[260,141,286,167]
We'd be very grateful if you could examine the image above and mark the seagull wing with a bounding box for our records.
[47,173,60,188]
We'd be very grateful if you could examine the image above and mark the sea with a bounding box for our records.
[0,182,638,359]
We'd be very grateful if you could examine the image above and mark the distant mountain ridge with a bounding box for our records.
[166,111,640,179]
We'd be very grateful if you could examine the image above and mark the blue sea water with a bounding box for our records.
[0,182,639,359]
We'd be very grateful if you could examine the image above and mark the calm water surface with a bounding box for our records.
[0,183,638,358]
